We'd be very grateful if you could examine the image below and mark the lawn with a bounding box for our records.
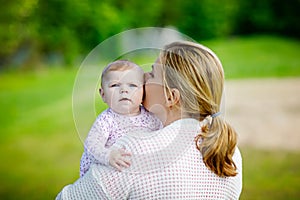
[240,148,300,199]
[203,35,300,78]
[0,35,299,199]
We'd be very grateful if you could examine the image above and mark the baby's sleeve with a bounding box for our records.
[82,112,112,166]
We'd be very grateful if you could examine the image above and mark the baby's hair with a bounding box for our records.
[101,60,143,85]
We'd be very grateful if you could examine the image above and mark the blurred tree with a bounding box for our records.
[0,0,38,67]
[35,0,80,66]
[155,0,182,27]
[234,0,300,37]
[75,0,126,51]
[113,0,163,27]
[177,0,240,40]
[271,0,300,38]
[0,0,299,69]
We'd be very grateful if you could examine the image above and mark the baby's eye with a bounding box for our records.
[110,83,120,87]
[129,83,138,87]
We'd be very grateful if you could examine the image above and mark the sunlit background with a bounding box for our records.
[0,0,300,199]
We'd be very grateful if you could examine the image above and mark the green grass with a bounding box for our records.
[203,35,300,79]
[0,36,300,199]
[0,68,84,199]
[240,148,300,199]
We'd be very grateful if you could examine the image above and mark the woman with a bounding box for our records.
[56,41,242,199]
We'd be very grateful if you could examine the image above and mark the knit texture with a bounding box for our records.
[57,118,242,200]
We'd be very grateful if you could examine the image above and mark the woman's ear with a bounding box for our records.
[166,88,180,107]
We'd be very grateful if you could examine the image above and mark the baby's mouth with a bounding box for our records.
[119,98,131,102]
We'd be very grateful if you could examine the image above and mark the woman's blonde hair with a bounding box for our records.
[161,41,237,177]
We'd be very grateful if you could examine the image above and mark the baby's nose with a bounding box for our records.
[120,85,129,93]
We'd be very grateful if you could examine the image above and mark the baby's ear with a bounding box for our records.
[99,88,105,100]
[166,88,180,107]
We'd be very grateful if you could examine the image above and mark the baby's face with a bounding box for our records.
[101,69,144,116]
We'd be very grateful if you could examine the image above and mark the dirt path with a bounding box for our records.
[225,78,300,151]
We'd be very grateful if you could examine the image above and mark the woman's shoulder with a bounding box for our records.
[233,146,243,169]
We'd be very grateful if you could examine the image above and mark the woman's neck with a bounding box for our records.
[163,109,190,127]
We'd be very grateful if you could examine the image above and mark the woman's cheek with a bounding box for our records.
[143,84,156,109]
[144,84,166,113]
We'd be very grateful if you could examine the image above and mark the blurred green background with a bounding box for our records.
[1,0,300,199]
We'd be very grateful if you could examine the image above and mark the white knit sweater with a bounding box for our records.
[56,118,242,200]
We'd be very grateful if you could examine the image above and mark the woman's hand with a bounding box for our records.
[109,148,132,171]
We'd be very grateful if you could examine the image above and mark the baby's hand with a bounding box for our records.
[109,148,132,171]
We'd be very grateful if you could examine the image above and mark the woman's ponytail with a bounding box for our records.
[195,116,238,177]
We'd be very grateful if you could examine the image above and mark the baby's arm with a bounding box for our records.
[80,119,109,176]
[82,112,132,172]
[83,115,111,166]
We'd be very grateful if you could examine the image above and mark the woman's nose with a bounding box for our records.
[144,73,150,83]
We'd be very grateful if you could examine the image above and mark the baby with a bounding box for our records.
[80,60,162,176]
